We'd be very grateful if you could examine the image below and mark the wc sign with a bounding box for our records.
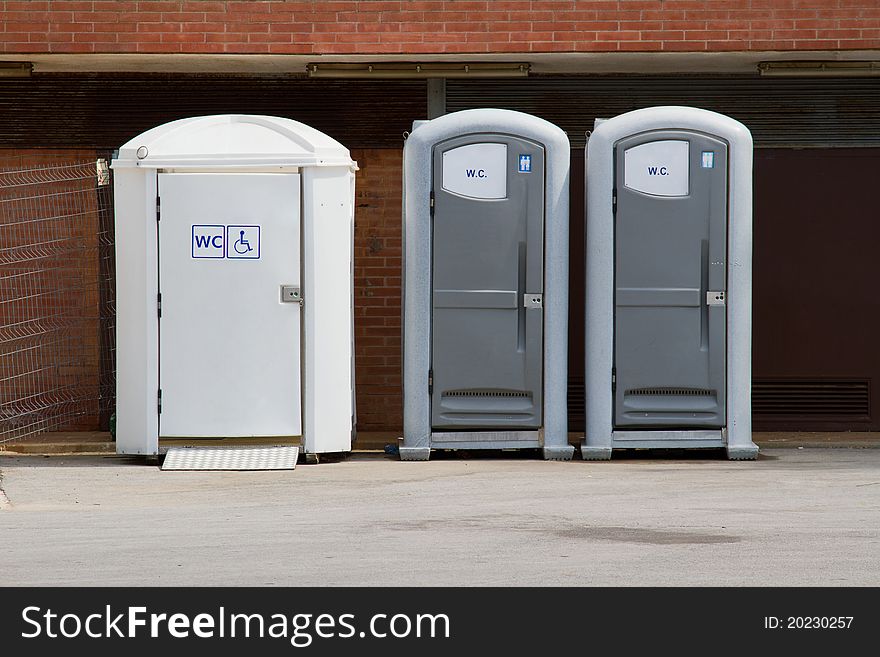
[192,224,261,260]
[441,142,508,200]
[623,140,690,197]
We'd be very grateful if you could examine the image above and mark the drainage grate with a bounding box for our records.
[625,387,715,396]
[752,379,870,416]
[162,446,299,471]
[442,390,532,398]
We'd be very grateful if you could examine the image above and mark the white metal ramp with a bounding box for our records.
[161,446,298,471]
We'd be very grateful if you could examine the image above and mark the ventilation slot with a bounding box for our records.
[626,387,714,397]
[442,390,531,399]
[753,379,870,417]
[568,377,585,431]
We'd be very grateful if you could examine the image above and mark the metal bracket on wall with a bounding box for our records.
[96,159,110,186]
[427,77,447,119]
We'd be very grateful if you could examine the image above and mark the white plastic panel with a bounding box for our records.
[302,167,355,453]
[158,172,302,438]
[112,169,160,455]
[112,115,355,169]
[624,140,689,197]
[441,142,507,199]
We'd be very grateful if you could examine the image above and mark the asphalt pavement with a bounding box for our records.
[1,448,878,586]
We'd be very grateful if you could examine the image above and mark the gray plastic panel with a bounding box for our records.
[583,106,756,459]
[431,134,545,429]
[402,108,571,458]
[614,130,728,428]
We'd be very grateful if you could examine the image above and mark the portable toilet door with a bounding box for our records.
[582,106,758,460]
[401,109,573,461]
[111,115,356,458]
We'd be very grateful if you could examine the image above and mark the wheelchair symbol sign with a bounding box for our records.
[226,225,260,260]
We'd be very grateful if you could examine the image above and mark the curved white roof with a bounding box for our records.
[113,114,354,169]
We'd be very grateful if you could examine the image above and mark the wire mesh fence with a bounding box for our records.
[0,152,115,445]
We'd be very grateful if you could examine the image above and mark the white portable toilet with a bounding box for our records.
[583,106,758,460]
[112,115,356,459]
[401,109,573,461]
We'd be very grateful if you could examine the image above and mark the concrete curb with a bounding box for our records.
[4,431,880,457]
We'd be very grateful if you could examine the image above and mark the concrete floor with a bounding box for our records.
[0,448,878,586]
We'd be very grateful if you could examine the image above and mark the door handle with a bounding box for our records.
[517,242,526,351]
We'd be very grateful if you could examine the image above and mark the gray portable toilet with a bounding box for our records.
[582,106,758,460]
[401,108,573,461]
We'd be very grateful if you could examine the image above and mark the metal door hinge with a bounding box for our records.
[156,195,161,221]
[612,189,617,214]
[429,191,435,217]
[157,389,163,414]
[428,370,433,395]
[524,294,543,309]
[611,369,617,392]
[157,292,162,318]
[281,285,303,305]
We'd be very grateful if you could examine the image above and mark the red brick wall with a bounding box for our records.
[351,148,402,431]
[1,1,878,55]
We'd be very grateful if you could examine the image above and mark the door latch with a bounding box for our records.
[281,285,302,305]
[706,291,726,306]
[524,294,543,309]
